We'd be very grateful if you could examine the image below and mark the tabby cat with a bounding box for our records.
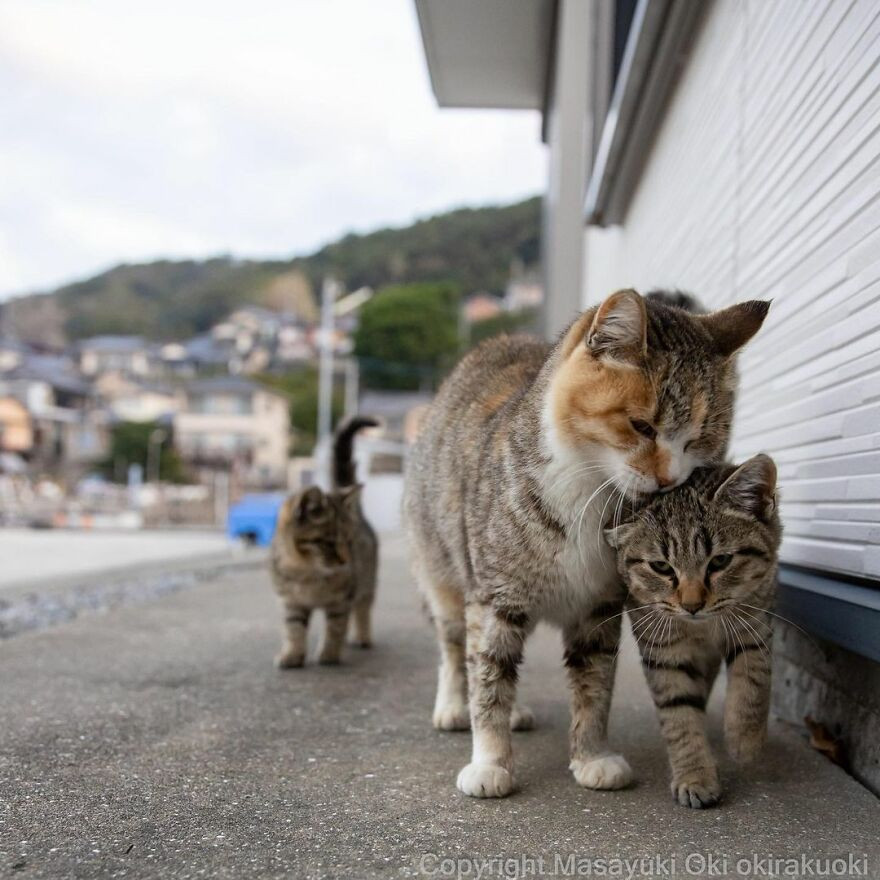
[271,485,359,667]
[404,288,769,797]
[271,417,378,666]
[605,454,782,808]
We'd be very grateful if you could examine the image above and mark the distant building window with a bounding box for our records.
[190,393,252,415]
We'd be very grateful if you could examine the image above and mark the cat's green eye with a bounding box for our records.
[630,419,657,440]
[648,560,673,575]
[708,554,732,572]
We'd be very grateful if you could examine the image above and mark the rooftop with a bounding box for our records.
[185,375,285,398]
[77,335,147,353]
[415,0,554,109]
[5,356,91,397]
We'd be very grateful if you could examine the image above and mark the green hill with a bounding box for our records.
[2,196,540,345]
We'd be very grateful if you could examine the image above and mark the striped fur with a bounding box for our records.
[606,455,782,808]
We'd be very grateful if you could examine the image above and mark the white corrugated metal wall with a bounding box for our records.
[584,0,880,579]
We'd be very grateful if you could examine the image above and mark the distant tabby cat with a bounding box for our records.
[605,455,782,808]
[271,417,378,667]
[404,288,769,797]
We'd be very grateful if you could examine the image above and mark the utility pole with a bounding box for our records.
[343,358,359,420]
[317,277,339,485]
[146,427,166,484]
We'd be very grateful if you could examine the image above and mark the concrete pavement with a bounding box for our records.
[0,529,232,592]
[1,533,878,879]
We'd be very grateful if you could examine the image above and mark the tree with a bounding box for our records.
[101,421,186,483]
[353,282,461,390]
[467,308,539,347]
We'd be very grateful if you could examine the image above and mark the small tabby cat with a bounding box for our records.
[271,485,360,667]
[271,417,379,667]
[604,454,782,808]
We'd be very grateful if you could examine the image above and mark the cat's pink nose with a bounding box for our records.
[657,475,676,490]
[681,599,704,615]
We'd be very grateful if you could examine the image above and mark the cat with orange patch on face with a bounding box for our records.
[403,288,769,798]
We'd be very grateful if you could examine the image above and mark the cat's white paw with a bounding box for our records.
[432,703,470,731]
[570,754,633,790]
[456,762,514,798]
[510,704,536,731]
[276,650,305,669]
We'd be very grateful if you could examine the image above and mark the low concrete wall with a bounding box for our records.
[772,622,880,796]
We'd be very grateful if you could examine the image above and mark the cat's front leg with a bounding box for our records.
[633,612,719,808]
[277,605,310,668]
[563,609,633,790]
[319,604,351,665]
[456,600,527,798]
[723,611,773,763]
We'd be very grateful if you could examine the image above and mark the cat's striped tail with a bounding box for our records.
[332,416,379,488]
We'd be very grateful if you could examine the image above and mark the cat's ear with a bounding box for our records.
[586,289,647,365]
[296,486,326,523]
[697,300,770,357]
[603,521,636,549]
[276,496,294,529]
[714,454,778,522]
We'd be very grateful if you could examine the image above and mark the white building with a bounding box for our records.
[78,336,153,378]
[416,0,880,792]
[95,375,184,424]
[174,376,290,488]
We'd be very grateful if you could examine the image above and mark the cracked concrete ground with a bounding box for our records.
[1,533,878,879]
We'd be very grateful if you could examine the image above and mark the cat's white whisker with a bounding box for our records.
[641,610,667,665]
[583,603,656,644]
[617,609,658,662]
[737,602,822,654]
[730,609,771,660]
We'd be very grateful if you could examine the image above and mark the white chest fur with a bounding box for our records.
[537,422,625,624]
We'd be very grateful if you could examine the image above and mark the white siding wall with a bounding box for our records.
[583,0,880,580]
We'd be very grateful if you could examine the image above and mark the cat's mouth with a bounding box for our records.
[673,608,713,622]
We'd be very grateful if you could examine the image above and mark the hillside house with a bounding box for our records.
[94,373,184,423]
[78,336,153,378]
[0,362,107,473]
[174,376,290,488]
[0,396,31,454]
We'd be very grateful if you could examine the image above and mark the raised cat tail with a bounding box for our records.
[332,416,379,489]
[645,289,705,313]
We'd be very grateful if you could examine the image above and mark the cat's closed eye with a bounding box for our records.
[648,560,673,575]
[630,419,657,440]
[707,553,732,572]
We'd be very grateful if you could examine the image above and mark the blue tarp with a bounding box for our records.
[226,492,286,546]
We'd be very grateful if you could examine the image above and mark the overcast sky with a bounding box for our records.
[0,0,546,299]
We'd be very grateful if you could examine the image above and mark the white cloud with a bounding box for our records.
[0,0,546,298]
